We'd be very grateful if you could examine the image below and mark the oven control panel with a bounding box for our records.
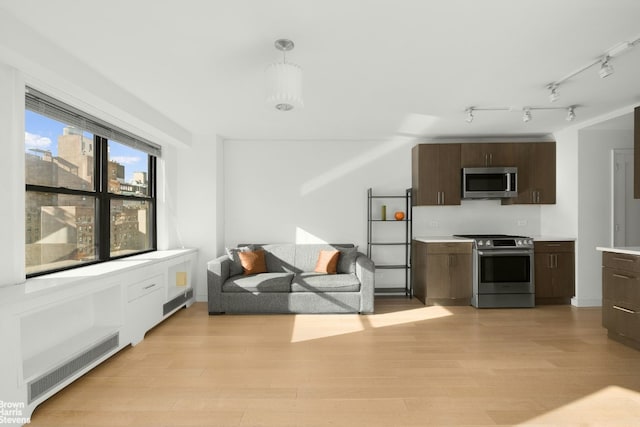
[476,238,533,249]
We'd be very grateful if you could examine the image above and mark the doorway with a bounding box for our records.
[612,149,640,246]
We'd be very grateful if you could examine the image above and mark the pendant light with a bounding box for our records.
[265,39,303,111]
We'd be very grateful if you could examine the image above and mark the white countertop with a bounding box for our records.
[413,236,474,243]
[414,236,575,243]
[533,236,576,241]
[596,246,640,256]
[0,249,197,309]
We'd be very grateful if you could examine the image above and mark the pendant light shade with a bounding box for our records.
[265,39,303,111]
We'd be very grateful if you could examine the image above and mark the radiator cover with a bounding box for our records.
[163,289,193,316]
[28,332,119,404]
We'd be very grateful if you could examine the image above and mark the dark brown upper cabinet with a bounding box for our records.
[460,143,515,167]
[412,143,461,206]
[503,142,556,205]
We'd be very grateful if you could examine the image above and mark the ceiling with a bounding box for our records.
[1,0,639,141]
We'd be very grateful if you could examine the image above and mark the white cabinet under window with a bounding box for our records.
[0,248,196,427]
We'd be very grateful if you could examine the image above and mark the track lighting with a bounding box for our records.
[548,84,559,102]
[541,34,639,112]
[463,105,577,123]
[465,108,474,123]
[599,56,614,78]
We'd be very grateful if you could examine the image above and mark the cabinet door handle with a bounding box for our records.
[546,244,561,247]
[613,257,635,263]
[553,254,558,268]
[548,254,553,268]
[613,305,637,314]
[612,273,635,280]
[441,192,445,205]
[143,283,157,290]
[489,153,493,165]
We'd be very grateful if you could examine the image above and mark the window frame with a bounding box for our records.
[25,99,158,278]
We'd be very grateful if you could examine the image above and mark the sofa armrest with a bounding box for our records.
[355,252,375,314]
[207,254,232,314]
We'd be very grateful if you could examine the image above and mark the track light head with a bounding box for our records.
[566,106,576,121]
[465,107,474,123]
[548,84,559,102]
[599,56,614,78]
[522,108,532,123]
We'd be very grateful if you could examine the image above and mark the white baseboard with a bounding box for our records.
[571,297,602,307]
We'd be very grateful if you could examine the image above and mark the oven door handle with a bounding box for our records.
[477,249,533,256]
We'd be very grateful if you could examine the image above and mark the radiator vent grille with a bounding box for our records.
[163,289,193,316]
[28,333,119,403]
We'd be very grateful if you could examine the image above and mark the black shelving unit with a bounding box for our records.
[367,188,412,297]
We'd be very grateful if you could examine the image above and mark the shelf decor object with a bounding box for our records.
[367,188,412,296]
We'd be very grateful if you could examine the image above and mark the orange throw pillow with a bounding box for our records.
[314,250,340,274]
[238,249,267,275]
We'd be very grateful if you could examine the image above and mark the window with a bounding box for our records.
[25,87,160,277]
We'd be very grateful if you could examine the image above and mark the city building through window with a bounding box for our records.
[25,88,159,277]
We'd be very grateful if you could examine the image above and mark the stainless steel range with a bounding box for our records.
[454,234,534,308]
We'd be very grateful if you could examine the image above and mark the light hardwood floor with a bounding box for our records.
[29,298,640,426]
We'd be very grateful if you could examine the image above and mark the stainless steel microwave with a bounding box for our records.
[462,167,518,199]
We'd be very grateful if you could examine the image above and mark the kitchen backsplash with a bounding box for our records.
[412,199,541,236]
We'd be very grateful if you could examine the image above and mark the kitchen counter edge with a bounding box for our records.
[413,236,575,244]
[412,236,474,243]
[596,246,640,256]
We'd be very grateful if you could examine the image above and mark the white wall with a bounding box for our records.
[0,14,197,289]
[576,128,633,306]
[224,138,414,248]
[541,128,579,238]
[176,134,224,301]
[223,138,548,244]
[0,64,26,287]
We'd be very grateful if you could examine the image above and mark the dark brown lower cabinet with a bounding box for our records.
[412,240,472,306]
[602,251,640,350]
[534,241,575,304]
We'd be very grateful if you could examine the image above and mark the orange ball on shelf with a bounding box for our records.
[394,211,405,221]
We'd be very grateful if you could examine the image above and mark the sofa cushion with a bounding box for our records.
[294,244,349,272]
[314,250,340,274]
[291,272,361,292]
[222,272,294,293]
[336,246,358,274]
[238,249,267,275]
[257,244,298,273]
[226,245,255,276]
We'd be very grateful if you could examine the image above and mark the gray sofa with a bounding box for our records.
[207,243,375,314]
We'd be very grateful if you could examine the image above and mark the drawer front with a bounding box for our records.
[603,298,640,342]
[127,275,163,302]
[427,242,472,255]
[534,241,574,253]
[602,268,640,311]
[603,252,640,273]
